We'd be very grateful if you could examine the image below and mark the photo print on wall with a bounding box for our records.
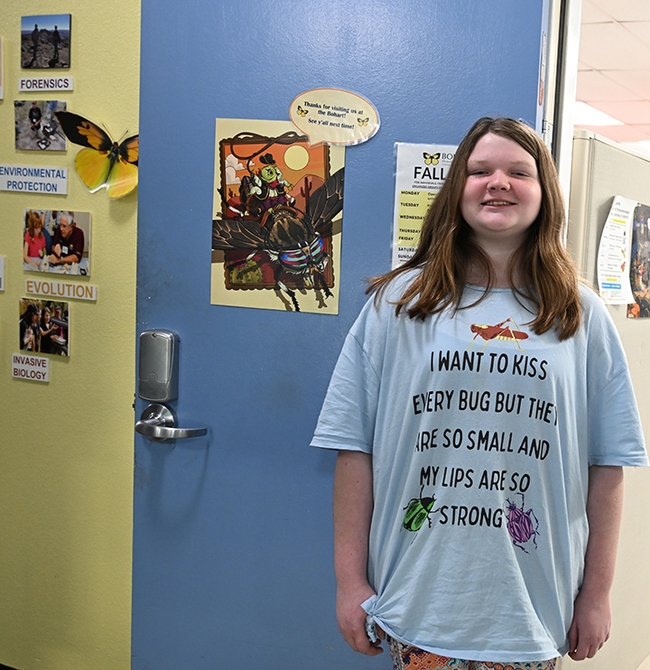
[14,99,67,151]
[21,14,71,69]
[19,297,70,356]
[0,37,4,99]
[23,209,91,276]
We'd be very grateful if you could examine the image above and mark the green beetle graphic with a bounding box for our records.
[402,487,437,532]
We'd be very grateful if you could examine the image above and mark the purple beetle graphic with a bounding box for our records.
[504,492,540,553]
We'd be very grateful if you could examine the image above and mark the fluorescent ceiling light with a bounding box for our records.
[574,101,623,126]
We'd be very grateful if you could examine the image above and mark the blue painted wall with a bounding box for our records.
[134,2,545,668]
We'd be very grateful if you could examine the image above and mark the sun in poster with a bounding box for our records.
[211,119,345,314]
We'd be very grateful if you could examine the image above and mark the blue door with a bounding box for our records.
[133,2,546,667]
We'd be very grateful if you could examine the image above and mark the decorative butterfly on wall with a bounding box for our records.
[423,152,440,165]
[296,105,309,117]
[54,111,139,199]
[357,117,369,126]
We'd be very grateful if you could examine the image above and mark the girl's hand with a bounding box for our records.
[568,588,611,660]
[336,582,384,656]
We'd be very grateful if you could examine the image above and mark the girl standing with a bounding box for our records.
[312,117,647,669]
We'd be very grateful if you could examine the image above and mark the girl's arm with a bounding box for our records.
[568,465,624,660]
[24,240,39,267]
[333,450,383,656]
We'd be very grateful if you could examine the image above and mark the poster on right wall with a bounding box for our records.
[391,142,456,268]
[627,201,650,318]
[596,195,635,306]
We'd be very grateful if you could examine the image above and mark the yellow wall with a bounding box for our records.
[0,2,139,669]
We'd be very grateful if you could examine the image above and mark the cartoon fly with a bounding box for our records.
[212,168,344,312]
[468,318,528,351]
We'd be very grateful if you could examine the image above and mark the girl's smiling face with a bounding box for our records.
[460,132,542,250]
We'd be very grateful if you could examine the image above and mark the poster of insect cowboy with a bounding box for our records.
[211,117,346,314]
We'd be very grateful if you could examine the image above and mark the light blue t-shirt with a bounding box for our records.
[311,277,647,662]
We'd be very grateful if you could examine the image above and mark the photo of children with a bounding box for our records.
[14,100,67,151]
[21,14,71,69]
[23,209,91,276]
[19,298,69,356]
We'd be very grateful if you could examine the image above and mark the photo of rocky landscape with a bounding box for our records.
[21,14,71,69]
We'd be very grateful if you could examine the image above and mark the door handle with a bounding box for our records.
[135,403,207,442]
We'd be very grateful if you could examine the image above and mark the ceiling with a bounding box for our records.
[575,0,650,152]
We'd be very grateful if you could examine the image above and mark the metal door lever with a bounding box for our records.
[135,403,207,442]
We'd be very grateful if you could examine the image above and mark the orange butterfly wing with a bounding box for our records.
[55,111,113,151]
[119,135,139,165]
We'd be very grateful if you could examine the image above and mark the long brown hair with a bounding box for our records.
[25,210,43,240]
[369,117,581,340]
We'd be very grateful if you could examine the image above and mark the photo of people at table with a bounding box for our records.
[23,209,91,275]
[19,298,70,356]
